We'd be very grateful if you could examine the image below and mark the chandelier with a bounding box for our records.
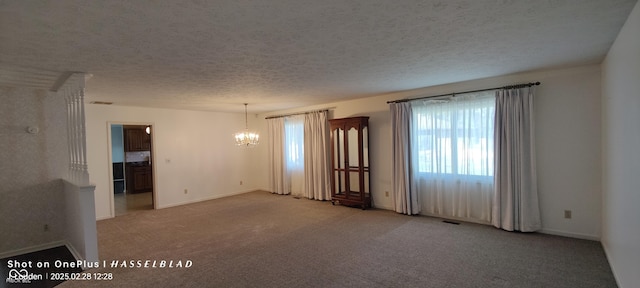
[234,103,260,147]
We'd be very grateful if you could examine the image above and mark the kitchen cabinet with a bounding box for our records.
[124,126,151,151]
[329,116,371,209]
[126,164,153,194]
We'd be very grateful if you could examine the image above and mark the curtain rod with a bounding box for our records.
[265,109,329,119]
[386,81,541,104]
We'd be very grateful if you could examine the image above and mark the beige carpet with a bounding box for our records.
[59,191,616,287]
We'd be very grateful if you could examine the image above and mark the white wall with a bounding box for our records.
[86,104,264,220]
[261,64,604,240]
[601,1,640,287]
[63,181,98,262]
[0,86,69,254]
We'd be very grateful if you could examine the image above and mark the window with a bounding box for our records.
[284,116,304,170]
[412,93,495,178]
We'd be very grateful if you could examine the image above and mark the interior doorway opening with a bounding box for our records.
[109,123,155,216]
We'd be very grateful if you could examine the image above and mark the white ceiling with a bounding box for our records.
[0,0,637,113]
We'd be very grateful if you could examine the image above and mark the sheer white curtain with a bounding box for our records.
[492,87,541,232]
[303,111,331,200]
[412,93,495,223]
[268,117,288,195]
[391,102,420,215]
[285,115,305,196]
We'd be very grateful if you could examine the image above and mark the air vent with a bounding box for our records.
[90,101,113,105]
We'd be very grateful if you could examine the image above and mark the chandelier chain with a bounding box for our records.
[244,103,248,129]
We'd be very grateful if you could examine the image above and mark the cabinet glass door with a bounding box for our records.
[363,126,369,196]
[347,126,360,198]
[333,127,345,196]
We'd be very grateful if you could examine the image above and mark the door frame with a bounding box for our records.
[106,121,157,217]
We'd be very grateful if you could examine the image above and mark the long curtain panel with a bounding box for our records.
[268,117,289,195]
[303,111,331,200]
[412,94,495,223]
[492,87,541,232]
[285,115,305,196]
[391,102,420,215]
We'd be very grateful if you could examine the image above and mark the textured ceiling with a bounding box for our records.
[0,0,637,113]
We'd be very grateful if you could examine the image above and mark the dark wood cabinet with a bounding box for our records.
[126,164,153,194]
[329,116,371,209]
[123,125,153,194]
[124,126,151,151]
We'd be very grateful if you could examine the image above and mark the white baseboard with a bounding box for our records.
[96,215,114,221]
[600,240,622,287]
[98,190,261,220]
[0,241,91,271]
[538,228,600,241]
[64,241,82,262]
[372,203,394,210]
[0,241,67,259]
[157,189,257,210]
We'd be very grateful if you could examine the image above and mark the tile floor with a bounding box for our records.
[114,192,153,216]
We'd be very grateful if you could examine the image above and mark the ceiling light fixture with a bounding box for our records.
[234,103,259,147]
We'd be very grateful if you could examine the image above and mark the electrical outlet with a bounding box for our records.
[564,210,572,219]
[385,191,389,197]
[184,189,188,194]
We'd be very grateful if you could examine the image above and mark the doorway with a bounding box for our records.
[109,123,155,216]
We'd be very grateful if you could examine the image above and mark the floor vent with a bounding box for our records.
[443,220,460,225]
